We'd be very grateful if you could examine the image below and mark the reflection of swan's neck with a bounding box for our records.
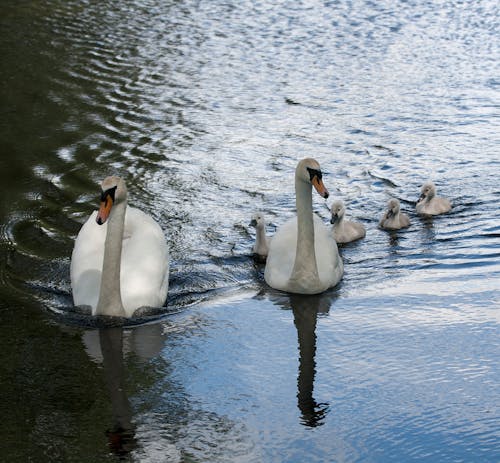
[99,328,135,454]
[96,200,126,316]
[290,179,320,289]
[294,297,318,407]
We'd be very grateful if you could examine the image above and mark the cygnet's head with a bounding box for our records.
[386,198,401,218]
[330,200,346,224]
[296,158,329,199]
[418,181,436,203]
[96,176,127,225]
[249,212,266,229]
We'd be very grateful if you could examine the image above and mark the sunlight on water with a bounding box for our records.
[0,0,499,461]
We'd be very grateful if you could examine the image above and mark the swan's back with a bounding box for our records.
[71,207,169,316]
[264,215,343,293]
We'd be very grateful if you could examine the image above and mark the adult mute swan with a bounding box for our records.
[379,198,410,230]
[264,158,343,294]
[330,200,366,243]
[250,212,270,263]
[70,176,169,318]
[416,181,451,215]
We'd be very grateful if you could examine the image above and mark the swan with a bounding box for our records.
[330,200,366,243]
[416,181,451,215]
[249,212,270,262]
[264,158,343,294]
[379,198,410,230]
[70,176,169,317]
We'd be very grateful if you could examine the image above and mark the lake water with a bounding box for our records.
[1,0,499,461]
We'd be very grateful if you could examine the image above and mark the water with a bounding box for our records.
[1,0,499,461]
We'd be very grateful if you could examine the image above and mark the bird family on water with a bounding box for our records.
[70,158,451,319]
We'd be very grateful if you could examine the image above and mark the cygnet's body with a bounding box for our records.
[416,181,451,215]
[330,200,366,244]
[379,198,410,230]
[250,213,270,262]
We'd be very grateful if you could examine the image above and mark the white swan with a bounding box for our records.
[250,212,270,262]
[264,158,343,294]
[330,200,366,243]
[70,176,169,317]
[416,181,452,215]
[379,198,410,230]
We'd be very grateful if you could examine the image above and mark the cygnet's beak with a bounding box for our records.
[330,214,338,224]
[417,193,426,203]
[386,209,394,219]
[312,175,329,199]
[249,219,257,227]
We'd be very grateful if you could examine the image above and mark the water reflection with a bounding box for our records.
[82,324,166,459]
[290,294,332,428]
[267,291,335,427]
[387,230,400,247]
[99,328,136,458]
[2,0,499,459]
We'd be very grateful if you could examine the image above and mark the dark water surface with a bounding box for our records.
[1,0,499,461]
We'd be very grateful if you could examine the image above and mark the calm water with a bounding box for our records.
[1,0,499,461]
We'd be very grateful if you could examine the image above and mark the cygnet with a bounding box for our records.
[416,181,451,215]
[379,198,410,230]
[249,212,270,262]
[330,200,366,243]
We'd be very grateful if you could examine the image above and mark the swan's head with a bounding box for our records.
[418,181,436,203]
[249,212,266,229]
[296,158,329,199]
[386,198,401,218]
[96,176,127,225]
[330,200,345,224]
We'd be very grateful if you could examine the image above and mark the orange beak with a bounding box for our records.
[96,195,113,225]
[312,176,329,199]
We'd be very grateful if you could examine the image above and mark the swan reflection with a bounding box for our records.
[290,293,332,427]
[266,290,335,427]
[99,328,135,457]
[82,324,166,458]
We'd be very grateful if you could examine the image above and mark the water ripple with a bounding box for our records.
[1,0,499,460]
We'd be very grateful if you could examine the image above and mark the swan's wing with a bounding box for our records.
[265,215,343,291]
[70,211,106,309]
[436,197,452,214]
[346,220,366,240]
[264,217,297,290]
[401,213,411,227]
[313,215,343,287]
[120,207,169,315]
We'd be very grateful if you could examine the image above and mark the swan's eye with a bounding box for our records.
[306,167,322,182]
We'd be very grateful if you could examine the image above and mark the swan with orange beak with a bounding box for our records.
[71,176,169,318]
[264,158,343,294]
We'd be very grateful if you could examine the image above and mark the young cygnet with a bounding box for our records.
[250,212,270,262]
[330,200,366,243]
[416,181,451,215]
[379,198,410,230]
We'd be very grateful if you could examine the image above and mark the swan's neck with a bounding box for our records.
[289,179,320,291]
[96,200,126,317]
[255,226,268,251]
[335,214,345,230]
